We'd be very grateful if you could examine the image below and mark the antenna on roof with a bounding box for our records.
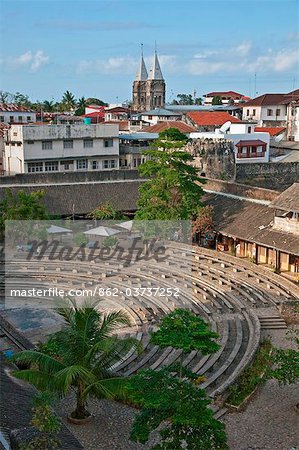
[141,42,143,57]
[155,40,157,54]
[219,121,231,133]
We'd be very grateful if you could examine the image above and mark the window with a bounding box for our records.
[27,116,31,121]
[13,132,17,136]
[0,116,4,122]
[45,161,59,172]
[42,140,53,150]
[133,158,142,167]
[242,147,247,154]
[18,116,22,122]
[248,126,252,133]
[62,163,70,170]
[257,146,263,153]
[103,159,116,169]
[27,162,43,173]
[267,109,273,116]
[76,159,88,170]
[276,109,281,116]
[148,115,153,120]
[60,160,73,171]
[27,140,34,144]
[104,139,113,148]
[10,116,14,123]
[246,110,250,116]
[63,139,73,149]
[83,139,93,148]
[252,109,256,116]
[92,160,98,170]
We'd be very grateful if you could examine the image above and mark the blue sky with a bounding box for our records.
[0,0,298,103]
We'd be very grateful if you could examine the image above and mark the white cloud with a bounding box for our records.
[2,50,49,72]
[76,42,298,78]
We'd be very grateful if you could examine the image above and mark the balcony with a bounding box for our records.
[237,152,265,158]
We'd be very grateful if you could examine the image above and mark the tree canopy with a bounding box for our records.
[150,308,220,354]
[135,128,204,220]
[172,93,202,105]
[212,96,223,105]
[127,368,228,449]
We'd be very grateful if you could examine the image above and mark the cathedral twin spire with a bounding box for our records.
[132,44,166,111]
[135,46,164,82]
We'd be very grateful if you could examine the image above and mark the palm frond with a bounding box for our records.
[13,350,65,374]
[96,311,131,340]
[54,365,96,394]
[93,336,142,371]
[82,376,128,401]
[12,369,59,392]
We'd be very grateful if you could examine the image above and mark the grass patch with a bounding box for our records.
[226,339,272,407]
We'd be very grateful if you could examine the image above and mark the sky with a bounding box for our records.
[0,0,299,104]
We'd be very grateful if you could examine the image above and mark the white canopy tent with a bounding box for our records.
[47,225,73,234]
[83,226,121,237]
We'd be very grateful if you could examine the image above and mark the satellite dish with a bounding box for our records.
[274,134,283,143]
[219,121,232,133]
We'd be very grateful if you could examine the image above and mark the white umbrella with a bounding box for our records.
[47,225,73,234]
[83,226,121,237]
[116,220,134,231]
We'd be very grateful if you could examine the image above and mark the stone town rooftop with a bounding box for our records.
[269,183,299,212]
[204,192,299,256]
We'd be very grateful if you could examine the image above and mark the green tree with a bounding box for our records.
[13,92,31,107]
[21,392,61,450]
[61,91,76,111]
[13,298,140,420]
[172,94,202,106]
[0,190,48,238]
[151,308,219,378]
[127,368,228,449]
[88,202,125,220]
[212,96,223,105]
[85,97,108,107]
[75,96,86,116]
[0,90,14,103]
[192,205,215,242]
[43,100,55,112]
[135,128,204,220]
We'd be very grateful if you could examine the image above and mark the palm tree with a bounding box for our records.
[13,298,140,420]
[61,90,76,112]
[43,100,55,112]
[75,96,86,116]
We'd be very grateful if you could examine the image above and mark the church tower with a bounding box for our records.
[146,51,166,110]
[132,46,166,111]
[132,47,148,111]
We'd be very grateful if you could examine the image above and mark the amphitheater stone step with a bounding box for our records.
[258,316,287,330]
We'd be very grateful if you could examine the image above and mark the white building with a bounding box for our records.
[139,108,182,125]
[3,123,119,175]
[242,93,289,126]
[203,91,249,105]
[0,104,36,124]
[190,122,270,163]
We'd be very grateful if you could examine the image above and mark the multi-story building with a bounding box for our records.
[3,123,119,175]
[0,104,36,124]
[203,91,249,105]
[189,122,270,163]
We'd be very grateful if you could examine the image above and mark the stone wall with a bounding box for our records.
[187,138,235,181]
[0,169,140,185]
[236,161,299,191]
[203,178,279,201]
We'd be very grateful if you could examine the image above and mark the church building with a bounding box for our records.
[132,50,166,111]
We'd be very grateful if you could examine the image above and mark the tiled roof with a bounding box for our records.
[204,91,246,98]
[269,183,299,212]
[142,121,197,133]
[105,107,129,113]
[235,139,267,147]
[254,127,286,136]
[204,193,299,256]
[244,93,290,107]
[83,111,105,118]
[187,111,241,126]
[0,103,35,113]
[105,120,129,131]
